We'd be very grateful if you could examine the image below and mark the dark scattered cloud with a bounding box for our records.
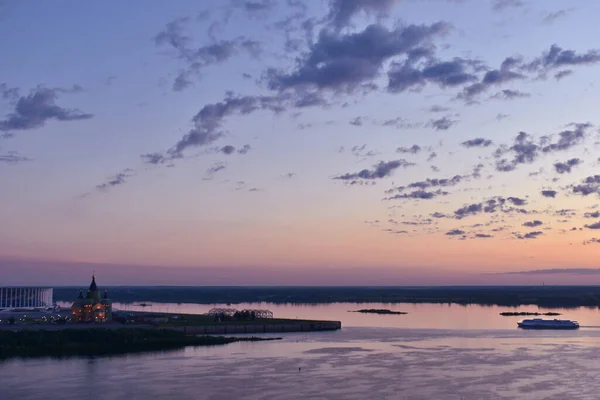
[446,229,465,236]
[541,123,590,152]
[206,162,226,178]
[386,189,449,200]
[454,203,483,218]
[387,57,481,94]
[386,175,464,195]
[542,9,574,24]
[554,70,573,80]
[0,151,31,164]
[350,144,378,158]
[523,220,543,227]
[327,0,402,30]
[572,175,600,197]
[0,87,92,133]
[474,233,493,238]
[0,83,19,101]
[507,196,527,206]
[428,116,456,131]
[96,169,134,191]
[495,124,590,172]
[396,144,421,154]
[155,17,261,91]
[500,268,600,275]
[471,163,484,178]
[238,144,251,154]
[584,238,600,245]
[235,0,276,14]
[381,117,422,129]
[585,221,600,230]
[584,211,600,219]
[541,190,557,198]
[491,89,530,100]
[459,57,525,100]
[143,93,286,164]
[495,132,537,172]
[496,113,509,120]
[453,196,528,219]
[515,231,544,239]
[492,0,524,12]
[349,116,363,126]
[429,105,450,113]
[220,145,236,155]
[526,44,600,75]
[218,144,252,155]
[553,158,581,174]
[462,138,492,148]
[267,21,451,94]
[334,159,414,181]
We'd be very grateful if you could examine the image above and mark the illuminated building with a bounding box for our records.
[71,275,112,322]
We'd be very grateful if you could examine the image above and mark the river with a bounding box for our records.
[3,302,600,399]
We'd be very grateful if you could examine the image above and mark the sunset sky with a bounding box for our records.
[2,0,600,285]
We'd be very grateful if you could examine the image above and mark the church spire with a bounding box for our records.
[89,275,98,292]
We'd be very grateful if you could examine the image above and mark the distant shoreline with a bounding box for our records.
[52,286,600,308]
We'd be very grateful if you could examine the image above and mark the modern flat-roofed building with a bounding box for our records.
[0,287,53,309]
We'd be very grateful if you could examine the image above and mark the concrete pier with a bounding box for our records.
[172,320,341,335]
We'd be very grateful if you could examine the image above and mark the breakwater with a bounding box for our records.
[171,321,341,335]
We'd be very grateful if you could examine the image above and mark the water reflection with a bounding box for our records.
[3,328,600,399]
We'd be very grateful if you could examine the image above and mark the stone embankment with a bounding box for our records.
[172,321,341,335]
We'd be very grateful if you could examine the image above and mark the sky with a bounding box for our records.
[2,0,600,286]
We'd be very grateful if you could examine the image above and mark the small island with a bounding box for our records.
[350,309,407,315]
[0,328,280,359]
[499,312,561,317]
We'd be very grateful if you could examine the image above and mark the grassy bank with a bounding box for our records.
[0,328,279,359]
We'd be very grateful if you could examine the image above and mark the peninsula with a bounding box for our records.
[0,328,279,359]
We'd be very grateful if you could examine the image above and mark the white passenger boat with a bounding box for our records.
[517,318,579,330]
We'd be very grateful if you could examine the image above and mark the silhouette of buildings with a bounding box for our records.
[71,275,112,322]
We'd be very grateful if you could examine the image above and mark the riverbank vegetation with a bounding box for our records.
[54,286,600,308]
[0,329,279,359]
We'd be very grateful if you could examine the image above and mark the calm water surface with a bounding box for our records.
[59,300,600,329]
[5,303,600,399]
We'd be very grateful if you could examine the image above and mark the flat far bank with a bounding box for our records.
[0,328,279,360]
[53,286,600,308]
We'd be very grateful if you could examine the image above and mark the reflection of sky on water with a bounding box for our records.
[57,301,600,330]
[3,328,600,399]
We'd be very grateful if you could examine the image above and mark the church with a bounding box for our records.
[71,275,112,322]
